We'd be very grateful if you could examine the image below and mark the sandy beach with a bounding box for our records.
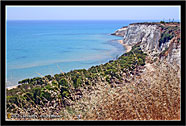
[7,85,18,90]
[118,40,132,53]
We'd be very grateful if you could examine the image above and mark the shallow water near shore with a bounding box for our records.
[6,20,157,87]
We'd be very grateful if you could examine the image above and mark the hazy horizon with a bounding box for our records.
[6,6,180,21]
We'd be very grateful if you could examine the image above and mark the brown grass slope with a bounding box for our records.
[59,60,180,120]
[7,55,180,121]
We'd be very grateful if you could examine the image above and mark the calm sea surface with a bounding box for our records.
[6,20,156,87]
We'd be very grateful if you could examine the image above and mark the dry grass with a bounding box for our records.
[59,61,180,120]
[7,60,180,121]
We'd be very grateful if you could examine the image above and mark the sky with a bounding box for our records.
[6,6,180,21]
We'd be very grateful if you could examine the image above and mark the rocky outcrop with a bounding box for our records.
[111,26,128,36]
[112,22,181,68]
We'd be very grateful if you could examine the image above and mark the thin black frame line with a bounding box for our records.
[0,1,185,5]
[4,5,182,122]
[1,0,185,125]
[2,3,184,123]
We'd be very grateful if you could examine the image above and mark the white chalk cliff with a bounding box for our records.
[112,22,181,68]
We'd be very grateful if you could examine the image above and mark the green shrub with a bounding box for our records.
[160,21,165,24]
[7,95,18,104]
[59,78,69,88]
[61,90,70,98]
[41,91,52,101]
[52,80,58,87]
[106,76,111,83]
[138,58,145,66]
[45,75,53,81]
[32,87,42,104]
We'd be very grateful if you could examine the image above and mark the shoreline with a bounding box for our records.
[117,40,132,53]
[7,40,131,91]
[7,85,19,90]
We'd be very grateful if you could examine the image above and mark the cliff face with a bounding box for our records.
[112,22,181,68]
[111,26,128,37]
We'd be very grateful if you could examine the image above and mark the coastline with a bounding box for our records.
[7,40,131,91]
[117,40,132,53]
[7,85,19,90]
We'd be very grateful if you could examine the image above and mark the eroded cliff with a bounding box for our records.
[112,22,181,68]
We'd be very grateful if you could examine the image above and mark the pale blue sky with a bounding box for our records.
[6,6,180,21]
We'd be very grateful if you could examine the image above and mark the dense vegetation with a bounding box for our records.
[158,22,180,59]
[159,24,180,48]
[6,43,147,114]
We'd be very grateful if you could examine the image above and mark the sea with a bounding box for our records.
[6,20,159,87]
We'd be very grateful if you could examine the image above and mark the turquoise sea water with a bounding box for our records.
[6,20,157,87]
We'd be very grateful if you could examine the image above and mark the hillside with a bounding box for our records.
[6,22,181,120]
